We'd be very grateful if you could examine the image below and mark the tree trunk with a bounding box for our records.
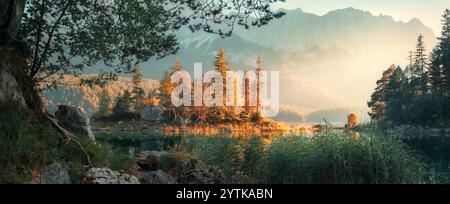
[0,0,26,45]
[0,0,93,166]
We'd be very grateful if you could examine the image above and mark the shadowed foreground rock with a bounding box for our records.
[31,163,71,184]
[178,159,229,184]
[136,150,170,171]
[142,170,178,184]
[84,167,140,184]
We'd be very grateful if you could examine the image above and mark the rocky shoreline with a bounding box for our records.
[31,150,229,184]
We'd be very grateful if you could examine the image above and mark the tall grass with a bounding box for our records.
[177,132,431,184]
[263,132,429,184]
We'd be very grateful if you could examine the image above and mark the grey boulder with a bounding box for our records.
[55,105,95,141]
[0,70,26,106]
[84,167,140,184]
[31,163,71,184]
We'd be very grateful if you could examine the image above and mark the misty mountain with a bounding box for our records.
[137,7,435,111]
[234,8,436,53]
[143,7,435,71]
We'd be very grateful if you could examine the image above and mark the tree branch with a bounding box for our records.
[42,110,93,167]
[32,0,73,78]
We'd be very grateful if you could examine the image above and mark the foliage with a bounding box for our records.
[159,58,183,121]
[95,88,113,117]
[20,0,175,88]
[0,102,132,184]
[368,9,450,127]
[113,90,133,115]
[17,0,284,91]
[132,65,146,111]
[367,65,396,127]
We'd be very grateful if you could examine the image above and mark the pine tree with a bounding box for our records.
[132,64,145,111]
[439,9,450,96]
[368,65,397,126]
[429,47,443,94]
[384,67,405,125]
[171,57,182,72]
[433,9,450,121]
[214,47,230,76]
[410,35,428,95]
[213,47,230,119]
[158,58,184,121]
[97,88,112,117]
[404,51,414,80]
[113,90,133,114]
[256,56,262,115]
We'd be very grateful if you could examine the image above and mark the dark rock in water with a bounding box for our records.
[136,151,170,171]
[31,163,71,184]
[141,170,178,184]
[84,167,140,184]
[55,105,95,140]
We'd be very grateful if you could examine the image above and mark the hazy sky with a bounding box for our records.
[274,0,449,35]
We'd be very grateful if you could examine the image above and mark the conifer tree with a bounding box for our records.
[439,9,450,96]
[430,9,450,121]
[410,35,428,95]
[113,90,133,114]
[97,88,112,117]
[384,67,406,125]
[132,65,145,111]
[214,48,230,76]
[429,47,443,94]
[159,58,184,121]
[256,56,263,115]
[212,48,231,120]
[368,65,397,126]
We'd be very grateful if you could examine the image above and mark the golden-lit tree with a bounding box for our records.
[212,47,232,120]
[368,65,397,125]
[256,56,263,115]
[347,113,359,128]
[159,58,186,121]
